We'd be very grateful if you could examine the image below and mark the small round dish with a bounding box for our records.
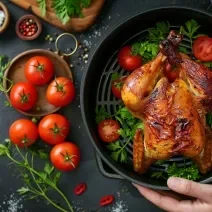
[0,1,10,34]
[16,15,42,40]
[3,49,73,117]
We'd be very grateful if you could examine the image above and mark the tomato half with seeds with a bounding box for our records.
[38,114,70,145]
[24,56,54,86]
[46,77,75,107]
[193,36,212,62]
[10,82,38,111]
[118,46,142,71]
[50,142,80,171]
[111,76,127,99]
[98,119,120,142]
[9,119,38,147]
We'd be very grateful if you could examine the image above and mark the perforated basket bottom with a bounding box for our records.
[96,26,194,173]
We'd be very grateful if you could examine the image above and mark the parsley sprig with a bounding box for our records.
[180,19,201,48]
[37,0,91,25]
[151,162,200,181]
[0,142,73,212]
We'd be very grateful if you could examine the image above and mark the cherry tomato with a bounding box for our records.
[38,114,70,145]
[24,56,54,86]
[100,195,115,206]
[46,77,75,107]
[163,61,179,83]
[9,119,38,147]
[118,46,142,71]
[10,82,38,111]
[74,183,87,196]
[111,76,127,99]
[193,36,212,62]
[98,119,120,142]
[50,142,80,171]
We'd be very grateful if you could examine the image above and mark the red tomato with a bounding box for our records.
[38,114,70,145]
[46,77,75,107]
[111,76,127,99]
[50,142,80,171]
[163,61,179,83]
[98,119,120,142]
[193,36,212,62]
[118,46,142,71]
[9,119,38,147]
[10,82,38,111]
[24,56,54,86]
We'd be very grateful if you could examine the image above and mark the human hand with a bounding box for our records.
[133,177,212,212]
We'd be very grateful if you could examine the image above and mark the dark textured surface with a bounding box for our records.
[0,0,210,211]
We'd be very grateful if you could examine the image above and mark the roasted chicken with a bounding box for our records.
[121,31,212,174]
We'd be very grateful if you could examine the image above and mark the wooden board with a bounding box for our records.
[10,0,105,32]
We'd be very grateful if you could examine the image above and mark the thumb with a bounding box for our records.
[167,177,212,203]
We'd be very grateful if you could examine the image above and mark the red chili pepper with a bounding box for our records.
[74,183,87,196]
[100,195,115,206]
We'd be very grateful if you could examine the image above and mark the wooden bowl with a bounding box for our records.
[3,49,73,117]
[16,14,42,40]
[0,1,10,34]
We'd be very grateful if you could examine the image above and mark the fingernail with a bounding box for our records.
[167,177,181,189]
[132,183,138,188]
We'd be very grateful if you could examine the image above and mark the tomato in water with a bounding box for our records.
[118,46,142,72]
[9,82,38,111]
[24,56,54,86]
[98,119,120,142]
[111,76,127,99]
[46,77,76,107]
[50,142,80,171]
[38,114,70,145]
[193,36,212,62]
[9,119,38,147]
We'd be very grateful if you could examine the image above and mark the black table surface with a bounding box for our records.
[0,0,210,211]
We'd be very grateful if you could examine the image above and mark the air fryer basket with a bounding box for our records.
[81,6,212,190]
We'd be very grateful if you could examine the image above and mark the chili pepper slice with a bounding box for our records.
[74,183,87,196]
[100,195,115,206]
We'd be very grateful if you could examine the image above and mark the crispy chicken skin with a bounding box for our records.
[122,30,212,174]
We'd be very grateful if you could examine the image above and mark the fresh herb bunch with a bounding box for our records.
[96,106,143,163]
[37,0,91,25]
[151,161,200,181]
[0,55,13,93]
[132,21,170,63]
[180,19,201,48]
[0,142,73,212]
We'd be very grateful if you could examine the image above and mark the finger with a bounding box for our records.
[157,190,184,201]
[133,183,181,212]
[168,177,212,203]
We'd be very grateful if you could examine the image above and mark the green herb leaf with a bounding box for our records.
[155,160,166,166]
[4,101,11,107]
[17,187,30,195]
[111,72,120,81]
[151,172,166,179]
[204,62,212,69]
[37,0,46,16]
[132,41,159,63]
[180,20,200,48]
[44,163,54,176]
[0,144,8,156]
[52,0,91,25]
[167,163,200,180]
[120,148,127,163]
[95,106,110,124]
[148,21,170,42]
[178,46,190,54]
[106,141,121,151]
[53,172,61,184]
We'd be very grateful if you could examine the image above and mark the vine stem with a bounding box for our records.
[6,147,74,212]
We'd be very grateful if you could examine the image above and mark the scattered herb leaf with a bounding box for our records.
[4,100,12,107]
[204,62,212,69]
[178,46,190,54]
[95,106,110,124]
[111,72,120,81]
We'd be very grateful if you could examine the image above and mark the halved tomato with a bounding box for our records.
[193,36,212,62]
[98,119,120,142]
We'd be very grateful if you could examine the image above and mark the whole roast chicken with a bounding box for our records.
[121,31,212,174]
